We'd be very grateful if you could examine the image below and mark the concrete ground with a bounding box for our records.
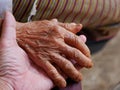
[81,31,120,90]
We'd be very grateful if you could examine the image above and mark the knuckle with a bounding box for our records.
[64,61,72,69]
[74,36,79,46]
[67,34,73,39]
[74,73,82,81]
[73,48,80,59]
[48,69,58,78]
[55,78,66,88]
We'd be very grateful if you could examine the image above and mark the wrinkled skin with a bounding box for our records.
[0,12,93,89]
[16,19,93,87]
[0,12,54,90]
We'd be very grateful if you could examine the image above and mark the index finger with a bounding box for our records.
[64,30,91,58]
[59,22,83,34]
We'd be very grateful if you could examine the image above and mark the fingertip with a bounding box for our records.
[86,61,94,68]
[57,79,67,88]
[71,70,82,82]
[76,24,82,30]
[73,24,83,33]
[78,24,83,28]
[53,75,67,88]
[79,35,87,43]
[80,24,83,28]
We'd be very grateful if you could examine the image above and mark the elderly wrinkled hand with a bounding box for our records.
[16,17,93,87]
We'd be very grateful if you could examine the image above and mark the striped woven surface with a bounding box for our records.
[13,0,120,30]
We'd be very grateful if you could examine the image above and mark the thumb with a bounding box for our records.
[1,11,16,46]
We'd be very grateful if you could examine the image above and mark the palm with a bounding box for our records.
[0,44,53,90]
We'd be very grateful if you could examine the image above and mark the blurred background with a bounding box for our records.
[81,31,120,90]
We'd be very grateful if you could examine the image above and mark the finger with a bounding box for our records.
[50,53,82,82]
[53,25,90,57]
[59,42,93,68]
[1,11,16,42]
[51,19,82,34]
[69,59,83,70]
[37,59,66,88]
[64,31,91,58]
[51,19,58,23]
[59,22,82,34]
[79,35,87,43]
[53,63,67,79]
[74,63,83,70]
[54,64,82,80]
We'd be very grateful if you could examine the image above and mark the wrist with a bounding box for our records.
[0,78,14,90]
